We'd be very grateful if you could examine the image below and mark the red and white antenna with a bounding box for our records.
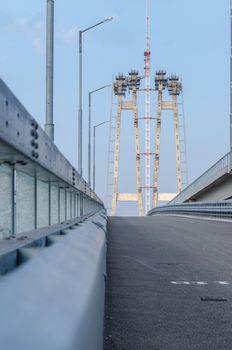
[144,0,151,213]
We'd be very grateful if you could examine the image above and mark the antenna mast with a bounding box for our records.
[144,0,151,213]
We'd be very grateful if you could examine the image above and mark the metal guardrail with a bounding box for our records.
[148,201,232,220]
[0,78,104,237]
[0,210,107,350]
[0,209,100,275]
[170,152,231,204]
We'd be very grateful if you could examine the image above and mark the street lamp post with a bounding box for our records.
[230,0,232,168]
[78,17,113,177]
[45,0,54,141]
[88,84,111,186]
[93,120,110,192]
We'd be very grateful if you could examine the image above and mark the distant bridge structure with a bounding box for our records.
[0,1,232,349]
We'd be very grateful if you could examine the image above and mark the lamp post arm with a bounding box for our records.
[81,17,113,34]
[90,84,111,95]
[95,120,110,129]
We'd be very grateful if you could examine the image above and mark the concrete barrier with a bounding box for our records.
[0,210,107,350]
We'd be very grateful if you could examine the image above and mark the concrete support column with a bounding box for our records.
[51,185,59,225]
[16,171,35,234]
[58,187,61,223]
[59,188,65,222]
[0,165,13,238]
[12,167,16,236]
[66,190,71,220]
[49,183,52,226]
[37,180,49,228]
[65,189,67,221]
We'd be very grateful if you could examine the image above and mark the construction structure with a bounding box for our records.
[111,71,144,216]
[153,71,188,208]
[144,0,152,214]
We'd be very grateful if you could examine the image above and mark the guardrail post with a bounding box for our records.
[34,177,37,229]
[48,183,52,226]
[74,193,76,218]
[58,187,61,223]
[0,165,12,238]
[67,189,70,219]
[65,189,67,221]
[80,195,83,216]
[70,191,73,218]
[12,167,16,236]
[77,194,80,217]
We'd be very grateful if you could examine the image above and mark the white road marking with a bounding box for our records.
[171,281,230,286]
[137,260,158,273]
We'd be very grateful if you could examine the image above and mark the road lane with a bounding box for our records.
[104,216,232,350]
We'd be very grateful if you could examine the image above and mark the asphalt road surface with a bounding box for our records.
[104,215,232,350]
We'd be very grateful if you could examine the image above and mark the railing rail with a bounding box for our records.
[148,201,232,220]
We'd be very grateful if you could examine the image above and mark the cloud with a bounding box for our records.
[12,16,45,52]
[32,36,44,52]
[62,27,77,46]
[0,12,45,53]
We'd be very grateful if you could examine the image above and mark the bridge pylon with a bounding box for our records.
[153,71,187,208]
[111,71,144,216]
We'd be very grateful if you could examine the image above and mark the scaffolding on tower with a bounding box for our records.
[144,0,151,214]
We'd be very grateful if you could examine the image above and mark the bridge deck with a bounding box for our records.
[104,216,232,350]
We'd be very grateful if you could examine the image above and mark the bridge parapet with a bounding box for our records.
[169,152,231,204]
[0,79,103,238]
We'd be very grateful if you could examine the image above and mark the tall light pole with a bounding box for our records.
[230,0,232,168]
[88,84,111,186]
[93,120,110,192]
[78,17,113,177]
[45,0,54,141]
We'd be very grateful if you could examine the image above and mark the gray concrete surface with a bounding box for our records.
[104,216,232,350]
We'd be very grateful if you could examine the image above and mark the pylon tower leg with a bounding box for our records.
[111,95,122,216]
[133,91,144,216]
[152,71,183,207]
[111,71,144,216]
[153,91,162,208]
[173,95,182,193]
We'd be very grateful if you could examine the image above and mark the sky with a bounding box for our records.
[0,0,230,215]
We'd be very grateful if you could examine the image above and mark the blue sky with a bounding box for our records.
[0,0,230,214]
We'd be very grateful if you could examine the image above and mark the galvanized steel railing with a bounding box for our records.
[0,78,104,238]
[170,152,231,204]
[148,201,232,220]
